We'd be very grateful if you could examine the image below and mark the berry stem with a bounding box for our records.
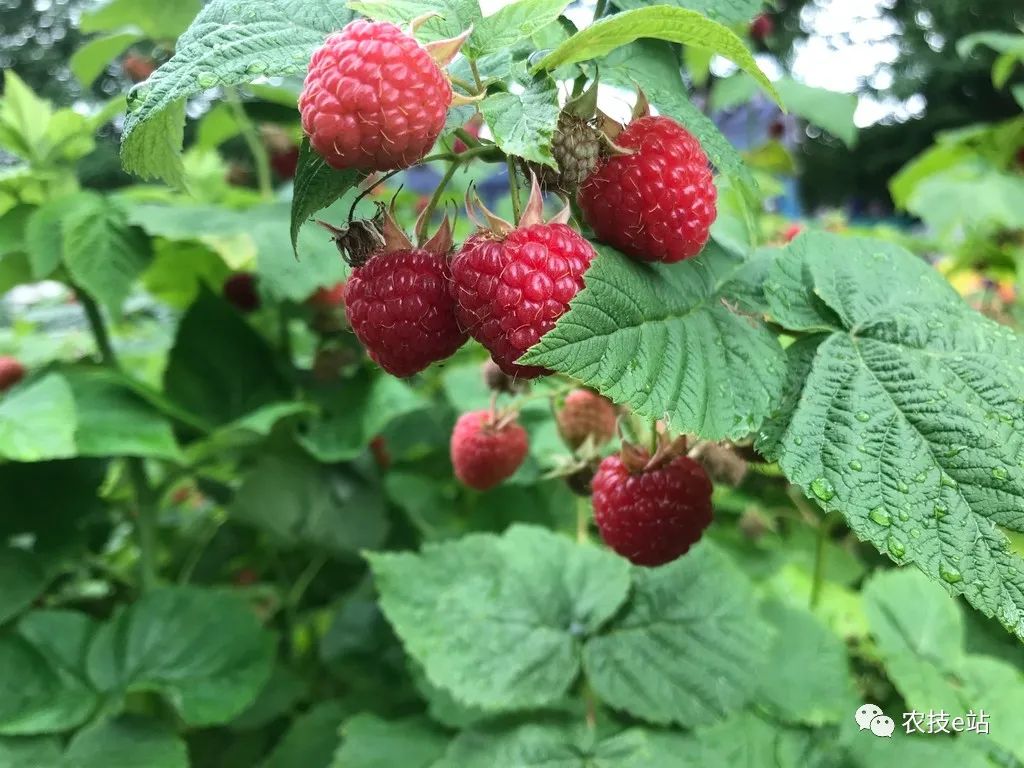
[593,0,608,21]
[576,496,591,543]
[224,87,273,199]
[649,418,659,455]
[469,58,484,91]
[507,157,523,222]
[419,161,460,241]
[453,125,482,149]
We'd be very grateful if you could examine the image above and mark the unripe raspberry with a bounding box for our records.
[578,116,716,263]
[557,389,617,450]
[450,410,529,490]
[223,272,260,313]
[299,20,454,171]
[0,356,26,393]
[524,113,603,192]
[592,453,713,567]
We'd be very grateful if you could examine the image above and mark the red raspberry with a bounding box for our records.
[0,356,25,393]
[578,116,716,263]
[223,272,260,313]
[122,53,155,82]
[450,224,595,379]
[592,453,713,567]
[370,435,391,470]
[270,146,300,180]
[750,13,775,42]
[308,282,346,310]
[344,249,466,377]
[450,410,529,490]
[557,389,617,450]
[299,20,451,171]
[783,223,803,243]
[453,114,483,154]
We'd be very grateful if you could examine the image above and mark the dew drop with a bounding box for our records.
[913,471,927,483]
[897,480,910,494]
[940,473,957,489]
[939,562,962,584]
[898,509,910,522]
[933,504,948,519]
[992,466,1009,481]
[810,477,835,502]
[197,72,218,88]
[849,460,863,472]
[246,60,268,74]
[887,536,906,559]
[869,507,891,526]
[794,436,803,446]
[910,528,921,539]
[855,411,870,422]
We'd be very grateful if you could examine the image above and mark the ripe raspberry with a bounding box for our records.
[308,282,346,311]
[557,389,617,450]
[450,410,529,490]
[0,356,25,393]
[578,116,716,263]
[223,272,260,313]
[122,53,155,82]
[592,453,713,567]
[451,180,596,378]
[344,223,467,377]
[453,114,483,154]
[783,223,803,243]
[270,146,300,179]
[299,20,453,171]
[370,435,391,470]
[750,13,775,42]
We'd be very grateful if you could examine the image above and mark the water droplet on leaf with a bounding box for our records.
[810,478,835,502]
[939,562,962,584]
[869,507,891,526]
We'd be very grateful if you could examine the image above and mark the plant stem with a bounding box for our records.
[286,553,328,608]
[507,157,522,222]
[810,519,828,610]
[576,497,591,543]
[649,418,659,455]
[453,126,482,149]
[79,290,161,593]
[225,87,273,199]
[593,0,608,21]
[419,161,461,241]
[469,58,484,91]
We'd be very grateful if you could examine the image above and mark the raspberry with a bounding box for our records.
[370,435,391,470]
[450,410,529,490]
[524,113,603,192]
[592,453,713,567]
[453,114,483,154]
[270,146,300,179]
[578,116,716,263]
[750,13,775,42]
[450,180,596,378]
[308,282,346,311]
[344,248,466,378]
[557,389,617,450]
[783,223,803,243]
[122,53,155,82]
[223,272,260,313]
[0,356,25,393]
[299,20,452,171]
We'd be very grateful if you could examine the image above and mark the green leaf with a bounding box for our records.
[0,374,78,462]
[862,569,965,710]
[230,450,389,555]
[347,0,481,43]
[756,601,855,725]
[0,72,53,161]
[0,634,85,735]
[164,288,289,426]
[612,0,761,26]
[141,240,230,310]
[331,714,447,768]
[70,32,144,88]
[23,192,98,280]
[120,1,354,184]
[229,664,307,731]
[61,193,152,316]
[63,716,188,768]
[86,587,275,726]
[522,244,786,441]
[774,77,858,148]
[0,736,61,768]
[0,550,47,626]
[299,372,429,463]
[14,611,99,736]
[584,542,768,726]
[532,7,779,103]
[368,525,631,710]
[290,138,361,255]
[471,0,572,57]
[760,232,1024,640]
[599,40,758,212]
[65,370,181,461]
[263,700,348,768]
[81,0,201,39]
[480,74,560,167]
[907,171,1024,238]
[437,723,661,768]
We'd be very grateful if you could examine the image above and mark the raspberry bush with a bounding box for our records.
[0,1,1022,766]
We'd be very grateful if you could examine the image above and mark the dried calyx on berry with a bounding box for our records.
[318,199,387,267]
[450,173,597,379]
[343,207,468,377]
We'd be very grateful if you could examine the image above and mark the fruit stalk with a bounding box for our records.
[225,87,273,198]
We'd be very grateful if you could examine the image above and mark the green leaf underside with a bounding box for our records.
[86,587,274,726]
[368,525,631,710]
[523,244,786,441]
[583,543,768,726]
[120,1,354,184]
[759,232,1024,640]
[480,74,561,168]
[532,6,779,104]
